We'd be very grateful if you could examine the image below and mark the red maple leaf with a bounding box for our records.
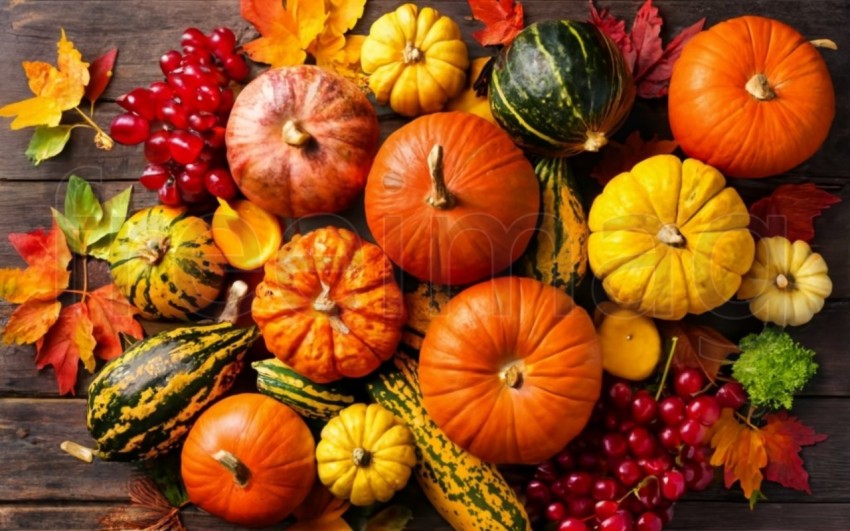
[590,131,678,186]
[589,0,705,98]
[748,183,841,243]
[86,283,144,361]
[468,0,525,47]
[658,321,739,383]
[34,302,96,396]
[762,411,828,494]
[85,48,118,104]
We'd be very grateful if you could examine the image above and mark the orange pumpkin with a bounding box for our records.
[669,16,835,178]
[252,227,406,383]
[180,394,316,528]
[419,276,602,464]
[364,111,539,286]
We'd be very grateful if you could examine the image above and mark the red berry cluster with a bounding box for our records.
[109,27,248,206]
[525,370,748,531]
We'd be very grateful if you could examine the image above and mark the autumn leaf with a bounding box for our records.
[365,506,413,531]
[590,131,678,186]
[34,302,96,396]
[0,29,90,129]
[25,125,73,165]
[468,0,525,47]
[2,299,62,345]
[589,0,704,98]
[658,321,739,383]
[762,411,827,494]
[100,476,184,531]
[709,409,768,500]
[291,482,351,531]
[85,48,118,105]
[0,221,72,305]
[86,284,144,361]
[52,175,133,257]
[748,183,841,243]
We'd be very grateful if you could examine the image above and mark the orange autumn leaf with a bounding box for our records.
[468,0,526,47]
[35,302,96,396]
[762,411,827,494]
[86,283,144,361]
[2,299,62,345]
[658,321,739,383]
[0,221,72,305]
[590,131,678,185]
[293,482,350,527]
[709,409,768,500]
[0,29,90,129]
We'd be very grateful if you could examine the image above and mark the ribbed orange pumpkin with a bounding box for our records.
[364,111,539,286]
[252,227,406,383]
[419,276,602,464]
[669,16,835,178]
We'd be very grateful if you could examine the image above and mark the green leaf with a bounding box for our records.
[86,185,132,256]
[364,506,412,531]
[65,175,104,237]
[50,207,85,255]
[26,126,72,165]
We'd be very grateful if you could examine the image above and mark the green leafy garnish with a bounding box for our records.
[732,327,817,410]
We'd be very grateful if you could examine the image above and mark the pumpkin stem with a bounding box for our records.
[426,145,455,210]
[745,74,776,101]
[282,119,312,147]
[776,273,791,289]
[213,449,252,488]
[403,42,424,64]
[810,39,838,50]
[139,237,170,265]
[219,280,248,324]
[313,282,351,335]
[60,440,95,463]
[583,131,608,152]
[352,447,372,467]
[656,224,686,248]
[499,361,524,389]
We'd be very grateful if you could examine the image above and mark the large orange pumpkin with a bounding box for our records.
[252,227,406,383]
[180,394,316,528]
[419,276,602,464]
[227,65,379,217]
[669,16,835,178]
[364,111,539,286]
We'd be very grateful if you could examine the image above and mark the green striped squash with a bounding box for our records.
[400,282,457,353]
[489,20,635,157]
[108,205,227,320]
[367,353,531,531]
[517,157,588,292]
[86,320,258,461]
[252,358,356,420]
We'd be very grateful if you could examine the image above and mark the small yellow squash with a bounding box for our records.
[588,155,755,320]
[361,3,469,117]
[595,303,661,381]
[316,403,416,506]
[738,236,832,326]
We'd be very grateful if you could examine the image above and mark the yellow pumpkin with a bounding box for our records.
[587,155,755,320]
[361,3,469,117]
[596,303,661,381]
[444,57,495,123]
[738,236,832,326]
[316,403,416,506]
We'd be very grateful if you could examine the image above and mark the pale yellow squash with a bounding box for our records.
[361,3,469,117]
[596,305,661,381]
[587,155,755,320]
[738,236,832,326]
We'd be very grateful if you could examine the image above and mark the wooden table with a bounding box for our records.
[1,1,848,529]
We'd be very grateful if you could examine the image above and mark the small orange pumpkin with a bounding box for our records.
[365,111,539,286]
[180,394,316,528]
[419,276,602,464]
[252,227,406,383]
[669,16,835,178]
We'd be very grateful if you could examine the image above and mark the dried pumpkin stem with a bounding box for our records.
[745,73,776,101]
[352,447,372,467]
[60,440,95,463]
[583,131,608,152]
[219,280,248,324]
[282,119,312,147]
[810,39,838,50]
[500,361,524,389]
[656,224,686,247]
[140,237,170,265]
[213,449,252,488]
[313,282,351,335]
[426,145,455,210]
[403,42,424,64]
[775,273,791,289]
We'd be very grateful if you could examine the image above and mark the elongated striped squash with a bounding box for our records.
[401,283,457,353]
[367,353,531,531]
[252,358,356,420]
[489,20,635,157]
[86,283,257,461]
[517,157,588,293]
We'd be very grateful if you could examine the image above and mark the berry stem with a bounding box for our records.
[74,107,114,150]
[655,336,679,401]
[735,409,759,430]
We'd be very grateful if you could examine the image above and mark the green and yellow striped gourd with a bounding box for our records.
[253,358,356,421]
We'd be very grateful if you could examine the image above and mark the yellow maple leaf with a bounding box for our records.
[0,29,90,130]
[325,0,367,36]
[709,409,769,500]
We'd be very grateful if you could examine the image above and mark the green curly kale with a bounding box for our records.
[732,327,817,410]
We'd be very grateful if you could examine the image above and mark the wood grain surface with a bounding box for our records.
[0,1,847,530]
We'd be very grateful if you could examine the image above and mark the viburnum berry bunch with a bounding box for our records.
[110,27,249,206]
